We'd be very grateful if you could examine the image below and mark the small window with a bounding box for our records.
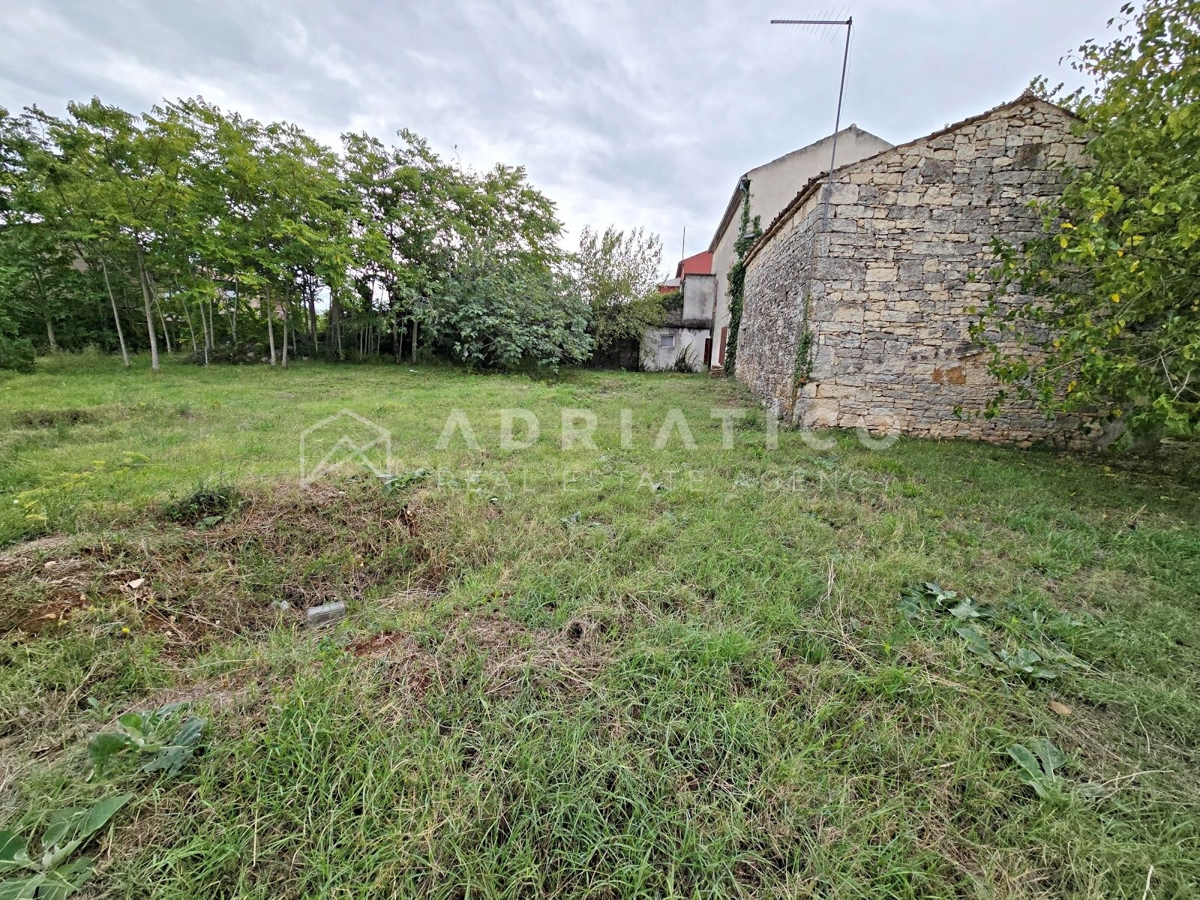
[660,333,676,350]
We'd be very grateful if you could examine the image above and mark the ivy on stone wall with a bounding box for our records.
[722,187,762,374]
[794,317,815,387]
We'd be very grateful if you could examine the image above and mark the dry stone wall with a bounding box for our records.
[736,98,1092,447]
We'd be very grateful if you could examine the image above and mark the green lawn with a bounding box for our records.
[1,354,1198,899]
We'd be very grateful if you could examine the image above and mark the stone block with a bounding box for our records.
[802,399,841,429]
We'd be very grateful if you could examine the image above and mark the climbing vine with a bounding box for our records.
[722,188,761,374]
[794,312,815,387]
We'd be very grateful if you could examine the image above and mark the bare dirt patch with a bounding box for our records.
[0,535,73,578]
[0,479,452,648]
[11,408,99,429]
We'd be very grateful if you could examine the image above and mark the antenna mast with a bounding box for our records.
[770,15,854,230]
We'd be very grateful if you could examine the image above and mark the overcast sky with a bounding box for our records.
[2,1,1117,266]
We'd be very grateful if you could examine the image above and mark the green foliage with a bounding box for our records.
[379,468,428,494]
[1007,738,1105,802]
[1,95,590,369]
[573,225,665,363]
[659,288,683,311]
[794,324,815,387]
[670,344,698,373]
[0,107,111,357]
[0,333,35,373]
[723,187,761,374]
[1007,739,1069,800]
[88,703,206,778]
[0,794,131,899]
[900,582,1080,682]
[161,481,243,528]
[434,245,591,371]
[975,0,1200,437]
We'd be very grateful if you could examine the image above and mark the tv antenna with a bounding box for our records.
[771,13,853,230]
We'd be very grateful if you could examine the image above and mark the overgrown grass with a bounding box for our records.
[1,353,1198,898]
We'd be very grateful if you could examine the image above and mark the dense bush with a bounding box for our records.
[434,248,592,371]
[0,333,36,373]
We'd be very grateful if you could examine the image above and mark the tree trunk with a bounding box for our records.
[231,281,239,345]
[197,299,210,365]
[135,241,160,372]
[332,297,344,358]
[307,286,318,351]
[181,293,199,355]
[100,257,131,368]
[206,292,215,351]
[266,285,277,366]
[411,315,418,363]
[155,293,173,354]
[118,279,141,348]
[31,268,58,352]
[281,288,290,369]
[175,276,197,355]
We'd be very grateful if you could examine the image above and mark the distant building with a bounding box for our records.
[706,126,893,371]
[646,251,714,372]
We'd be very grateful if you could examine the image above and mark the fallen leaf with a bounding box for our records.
[1049,700,1073,716]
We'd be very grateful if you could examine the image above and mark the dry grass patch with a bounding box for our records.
[0,477,451,650]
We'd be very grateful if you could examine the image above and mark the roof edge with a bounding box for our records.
[743,94,1078,268]
[706,124,890,255]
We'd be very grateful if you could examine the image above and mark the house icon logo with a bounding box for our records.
[300,410,392,482]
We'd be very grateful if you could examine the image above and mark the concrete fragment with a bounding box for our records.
[305,601,346,627]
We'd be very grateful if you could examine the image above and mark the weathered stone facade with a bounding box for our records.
[735,96,1090,446]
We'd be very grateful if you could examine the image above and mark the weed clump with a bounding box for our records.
[13,408,97,428]
[162,482,244,528]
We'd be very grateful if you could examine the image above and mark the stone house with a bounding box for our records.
[706,126,893,372]
[734,94,1090,446]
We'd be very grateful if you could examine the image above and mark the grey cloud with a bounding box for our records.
[2,0,1117,261]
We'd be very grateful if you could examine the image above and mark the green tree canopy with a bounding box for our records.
[975,0,1200,439]
[0,94,597,372]
[573,225,665,361]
